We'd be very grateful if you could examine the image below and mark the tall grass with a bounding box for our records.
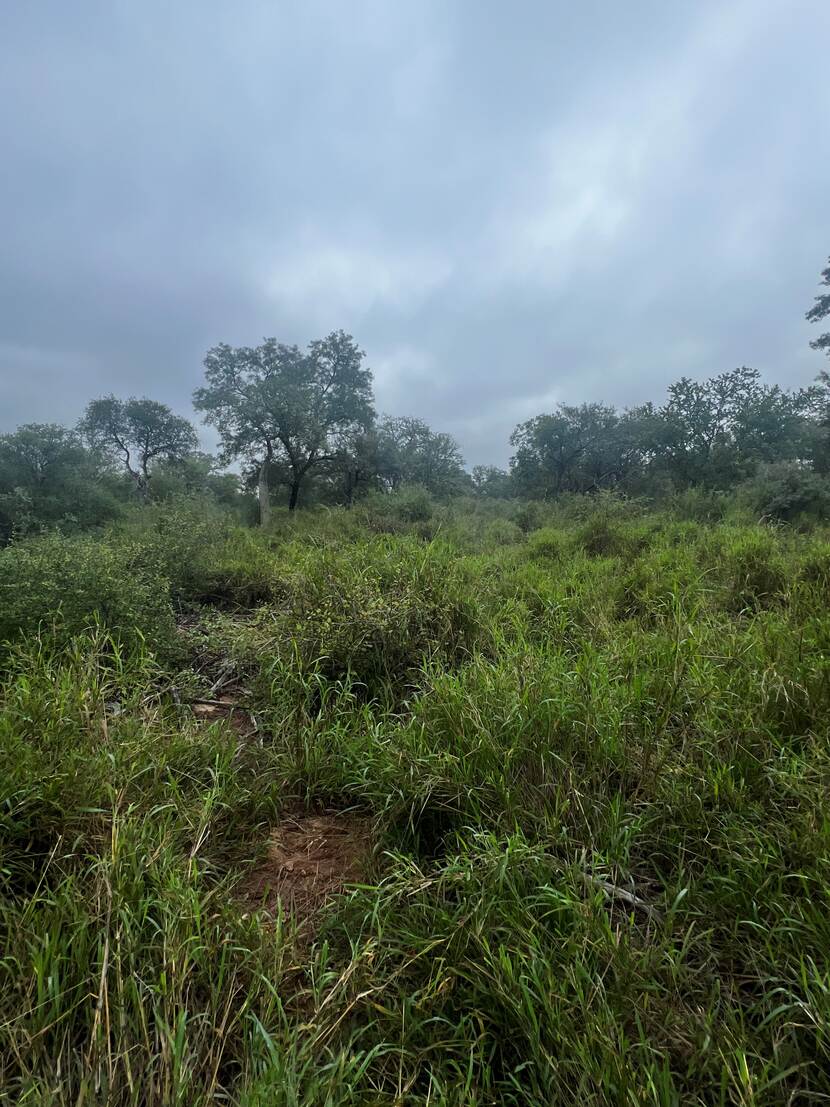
[1,504,829,1103]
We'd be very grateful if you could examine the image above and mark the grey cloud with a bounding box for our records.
[1,0,828,466]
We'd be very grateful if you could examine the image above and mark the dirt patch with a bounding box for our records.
[241,811,373,930]
[191,695,257,737]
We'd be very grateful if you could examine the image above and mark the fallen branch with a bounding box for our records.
[581,873,662,921]
[209,663,236,697]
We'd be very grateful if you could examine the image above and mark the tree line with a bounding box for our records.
[2,254,829,539]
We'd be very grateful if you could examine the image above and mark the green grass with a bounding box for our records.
[1,501,829,1104]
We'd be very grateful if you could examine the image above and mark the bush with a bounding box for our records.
[111,500,234,601]
[183,529,287,608]
[526,527,565,562]
[573,515,647,559]
[357,486,437,535]
[739,462,830,525]
[0,532,177,657]
[800,541,830,591]
[251,537,478,697]
[614,545,705,623]
[722,533,789,612]
[512,501,544,534]
[668,487,732,523]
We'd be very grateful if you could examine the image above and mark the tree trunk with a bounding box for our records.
[258,459,272,527]
[344,469,356,507]
[288,477,301,512]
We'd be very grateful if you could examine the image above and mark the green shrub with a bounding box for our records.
[251,537,478,697]
[0,532,176,656]
[357,486,437,536]
[512,501,544,534]
[668,487,732,523]
[440,513,523,553]
[573,515,648,558]
[722,533,789,612]
[739,462,830,524]
[112,500,233,600]
[526,527,565,562]
[186,530,287,607]
[800,541,830,590]
[614,546,705,623]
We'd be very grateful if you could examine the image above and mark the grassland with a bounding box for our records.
[1,494,829,1104]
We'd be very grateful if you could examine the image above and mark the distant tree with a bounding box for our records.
[376,416,467,495]
[655,367,774,489]
[149,452,248,508]
[806,256,830,359]
[330,428,383,506]
[510,403,646,497]
[0,423,121,541]
[471,465,513,498]
[731,384,814,466]
[79,396,198,499]
[628,369,818,490]
[194,331,374,521]
[802,371,830,473]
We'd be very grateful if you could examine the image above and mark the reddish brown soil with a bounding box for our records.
[241,811,373,930]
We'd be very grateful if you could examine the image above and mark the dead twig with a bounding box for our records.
[581,873,662,921]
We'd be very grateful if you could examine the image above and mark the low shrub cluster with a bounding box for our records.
[230,537,480,704]
[0,532,177,657]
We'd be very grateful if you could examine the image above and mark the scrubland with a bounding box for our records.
[1,492,829,1105]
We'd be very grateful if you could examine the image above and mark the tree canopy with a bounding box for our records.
[194,330,375,519]
[0,423,121,542]
[79,396,198,498]
[806,256,830,359]
[509,368,821,499]
[375,416,467,496]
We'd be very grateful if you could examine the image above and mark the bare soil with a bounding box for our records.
[241,810,373,930]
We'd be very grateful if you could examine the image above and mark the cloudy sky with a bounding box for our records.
[1,1,828,466]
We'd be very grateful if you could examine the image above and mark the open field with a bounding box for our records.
[1,496,829,1105]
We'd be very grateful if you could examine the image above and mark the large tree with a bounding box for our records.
[194,330,374,520]
[79,396,198,499]
[329,427,383,506]
[806,256,830,359]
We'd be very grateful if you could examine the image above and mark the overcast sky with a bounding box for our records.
[1,1,828,466]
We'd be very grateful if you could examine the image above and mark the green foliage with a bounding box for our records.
[666,486,733,522]
[195,330,375,515]
[357,484,437,533]
[806,255,830,358]
[188,529,287,607]
[739,461,830,523]
[722,531,789,612]
[471,463,512,498]
[0,423,124,542]
[375,416,468,497]
[0,532,177,656]
[243,537,478,700]
[525,526,564,561]
[512,499,545,533]
[508,367,825,504]
[3,506,830,1103]
[574,515,648,558]
[79,395,199,497]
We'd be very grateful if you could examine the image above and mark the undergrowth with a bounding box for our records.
[1,503,829,1104]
